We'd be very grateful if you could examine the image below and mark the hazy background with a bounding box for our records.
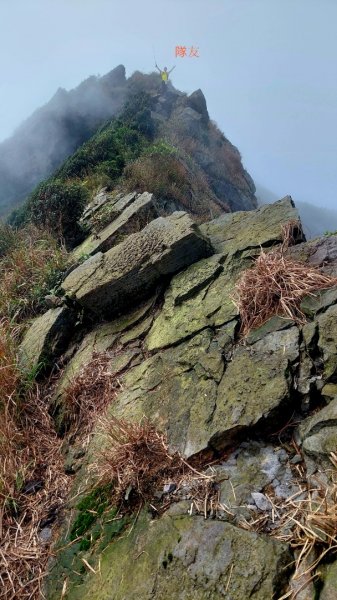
[0,0,336,222]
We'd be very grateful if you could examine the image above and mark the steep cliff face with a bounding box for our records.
[0,67,257,218]
[15,194,337,599]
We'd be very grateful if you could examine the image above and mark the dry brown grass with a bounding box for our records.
[0,319,20,403]
[0,225,67,322]
[123,152,222,220]
[90,417,221,513]
[273,457,337,599]
[0,321,70,600]
[62,352,120,439]
[91,417,185,504]
[0,391,69,600]
[233,222,337,335]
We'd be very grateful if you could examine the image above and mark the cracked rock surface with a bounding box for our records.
[23,196,337,599]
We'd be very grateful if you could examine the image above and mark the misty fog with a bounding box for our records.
[0,66,127,216]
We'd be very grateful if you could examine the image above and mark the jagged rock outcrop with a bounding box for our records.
[73,191,158,257]
[18,195,337,598]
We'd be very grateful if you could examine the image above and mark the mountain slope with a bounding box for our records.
[0,65,127,217]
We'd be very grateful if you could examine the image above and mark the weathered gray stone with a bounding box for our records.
[200,196,303,255]
[73,191,157,257]
[321,383,337,401]
[300,286,337,318]
[299,397,337,441]
[46,510,291,600]
[210,327,299,451]
[251,492,272,511]
[186,89,209,122]
[18,307,76,372]
[62,212,210,317]
[217,442,296,520]
[289,232,337,277]
[302,427,337,459]
[245,315,294,345]
[317,304,337,379]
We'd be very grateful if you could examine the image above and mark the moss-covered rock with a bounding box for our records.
[46,509,291,600]
[18,306,76,373]
[210,327,299,450]
[107,326,299,457]
[320,560,337,600]
[200,196,302,256]
[146,254,239,351]
[317,304,337,379]
[62,212,210,317]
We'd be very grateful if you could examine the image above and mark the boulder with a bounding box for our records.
[62,212,210,317]
[18,307,76,373]
[46,510,291,600]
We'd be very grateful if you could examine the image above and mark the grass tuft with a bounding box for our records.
[62,352,120,438]
[233,221,337,335]
[0,225,67,322]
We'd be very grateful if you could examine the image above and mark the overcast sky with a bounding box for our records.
[0,0,336,209]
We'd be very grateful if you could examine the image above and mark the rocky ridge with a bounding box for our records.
[18,192,337,599]
[0,67,257,219]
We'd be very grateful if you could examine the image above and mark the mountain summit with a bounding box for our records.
[0,66,257,219]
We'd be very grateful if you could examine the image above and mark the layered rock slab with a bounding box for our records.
[73,191,155,257]
[200,196,303,255]
[146,253,239,351]
[62,212,210,317]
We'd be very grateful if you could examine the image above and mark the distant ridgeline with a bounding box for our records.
[1,64,257,224]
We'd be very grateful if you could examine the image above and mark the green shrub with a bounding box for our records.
[55,118,149,183]
[27,179,88,247]
[0,223,18,257]
[143,139,177,157]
